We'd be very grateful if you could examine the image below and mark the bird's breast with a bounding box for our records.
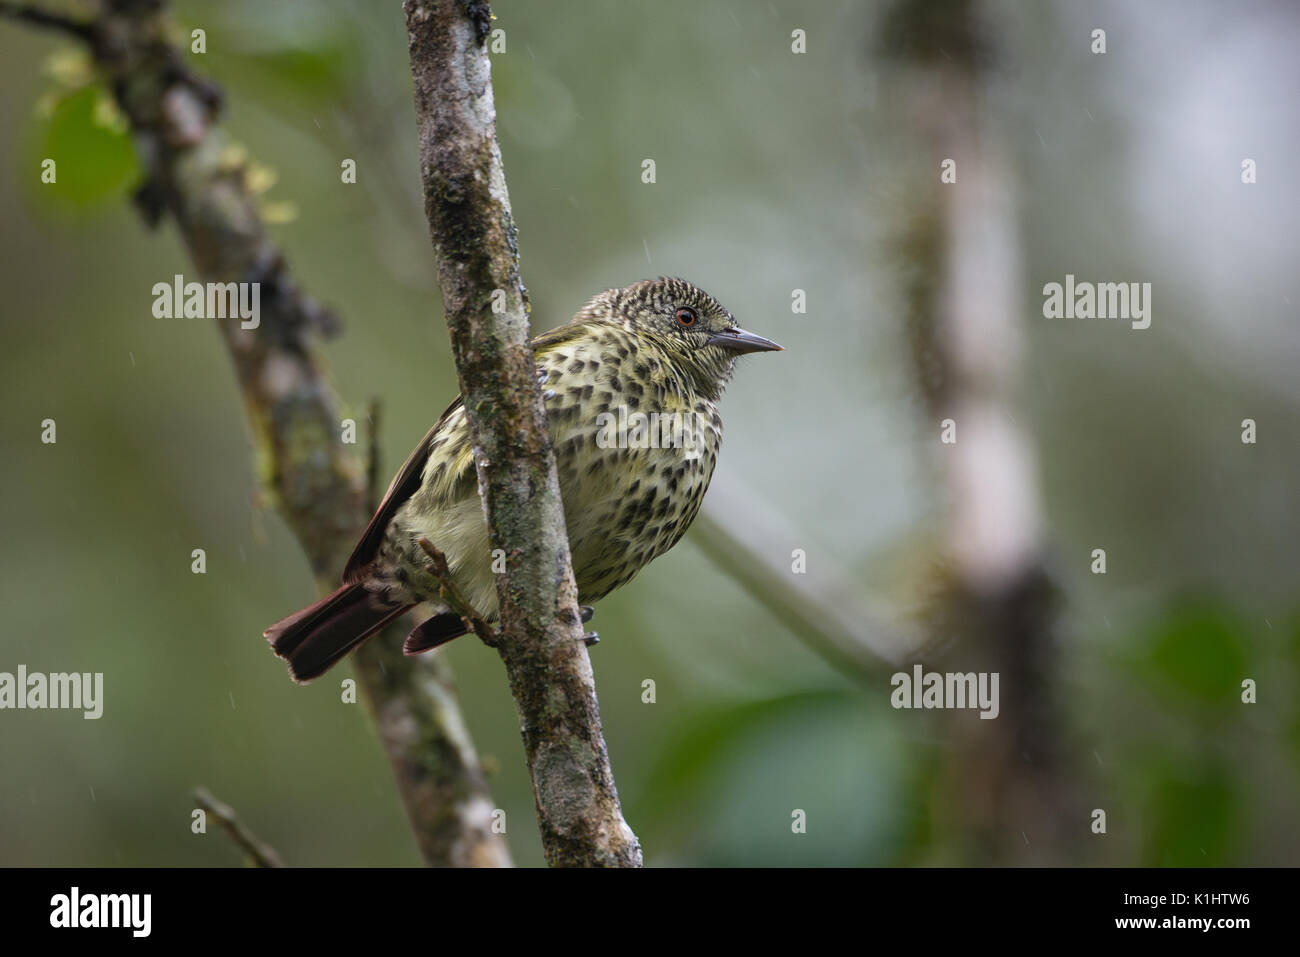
[379,328,725,618]
[537,336,722,602]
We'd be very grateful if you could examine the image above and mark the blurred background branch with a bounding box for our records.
[882,0,1082,864]
[694,476,918,680]
[0,0,511,868]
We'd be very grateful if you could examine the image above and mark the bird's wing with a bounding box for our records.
[342,321,591,583]
[528,320,589,356]
[343,395,464,583]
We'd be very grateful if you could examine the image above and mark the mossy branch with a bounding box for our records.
[1,0,510,868]
[403,0,642,867]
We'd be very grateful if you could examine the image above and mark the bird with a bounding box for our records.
[263,277,783,682]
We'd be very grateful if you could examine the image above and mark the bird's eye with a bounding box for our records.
[675,307,697,328]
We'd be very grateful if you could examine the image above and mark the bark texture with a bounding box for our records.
[403,0,642,867]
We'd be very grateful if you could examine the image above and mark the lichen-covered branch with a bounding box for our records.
[2,0,510,868]
[403,0,642,867]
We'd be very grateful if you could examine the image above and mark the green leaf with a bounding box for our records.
[1143,757,1238,866]
[1137,598,1249,711]
[36,87,139,208]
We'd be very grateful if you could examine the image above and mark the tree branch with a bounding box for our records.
[3,0,510,867]
[0,1,94,41]
[194,787,284,868]
[403,0,642,867]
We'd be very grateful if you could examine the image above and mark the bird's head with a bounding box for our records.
[581,277,783,399]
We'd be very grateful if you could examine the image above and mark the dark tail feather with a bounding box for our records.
[403,612,469,655]
[264,583,411,683]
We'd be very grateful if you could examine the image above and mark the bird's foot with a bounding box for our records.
[415,537,497,648]
[536,366,556,400]
[581,631,599,647]
[580,605,594,624]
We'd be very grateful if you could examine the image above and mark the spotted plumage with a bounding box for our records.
[264,277,782,682]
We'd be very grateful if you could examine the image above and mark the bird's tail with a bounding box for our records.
[264,583,411,683]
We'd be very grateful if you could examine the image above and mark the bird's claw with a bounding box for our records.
[581,631,599,647]
[536,367,557,401]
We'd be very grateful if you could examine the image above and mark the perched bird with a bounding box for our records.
[264,277,782,682]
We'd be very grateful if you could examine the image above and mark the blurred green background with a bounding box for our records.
[0,0,1297,867]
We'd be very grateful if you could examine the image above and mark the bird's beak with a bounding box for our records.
[706,326,785,354]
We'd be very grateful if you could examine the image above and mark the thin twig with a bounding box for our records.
[194,787,284,868]
[416,537,498,648]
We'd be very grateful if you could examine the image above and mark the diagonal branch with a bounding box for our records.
[0,0,93,40]
[693,476,918,680]
[2,0,510,867]
[403,0,642,867]
[194,787,285,868]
